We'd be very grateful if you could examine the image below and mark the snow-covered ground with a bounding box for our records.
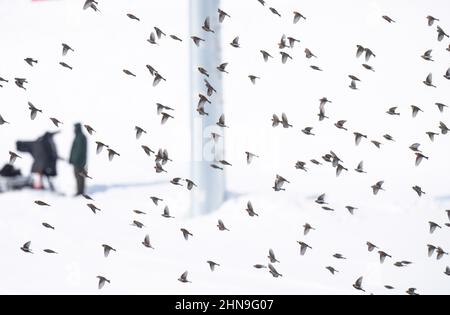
[0,0,450,294]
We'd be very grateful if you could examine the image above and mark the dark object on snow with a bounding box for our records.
[69,123,88,195]
[0,164,22,177]
[0,164,32,192]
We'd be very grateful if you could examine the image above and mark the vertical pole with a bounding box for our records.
[190,0,225,216]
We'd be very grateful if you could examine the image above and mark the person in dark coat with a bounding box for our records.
[17,131,59,190]
[69,123,88,196]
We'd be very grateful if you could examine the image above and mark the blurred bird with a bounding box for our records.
[15,78,28,90]
[435,102,448,112]
[426,15,439,26]
[406,288,419,295]
[245,201,259,217]
[367,242,378,252]
[97,276,110,289]
[230,36,240,48]
[95,141,108,154]
[353,277,365,292]
[153,73,166,87]
[202,17,214,33]
[216,114,229,128]
[426,131,438,141]
[362,63,375,72]
[444,68,450,80]
[207,261,220,271]
[156,103,174,115]
[378,251,392,263]
[160,112,174,125]
[303,223,315,235]
[154,27,166,39]
[345,206,358,215]
[415,153,428,166]
[135,126,147,139]
[267,249,279,263]
[217,62,229,73]
[123,69,136,77]
[412,185,425,197]
[21,241,33,254]
[87,203,101,214]
[185,179,197,190]
[9,151,21,164]
[35,200,50,206]
[297,241,312,255]
[382,15,395,23]
[423,73,436,87]
[28,102,42,120]
[445,267,450,276]
[439,121,450,134]
[429,221,441,234]
[107,148,120,161]
[248,75,260,84]
[170,34,183,42]
[84,124,95,135]
[102,244,116,258]
[49,117,63,127]
[335,120,348,131]
[411,105,423,117]
[245,152,259,164]
[126,13,140,21]
[43,249,57,254]
[295,161,307,171]
[293,11,306,23]
[280,52,292,64]
[178,271,191,283]
[437,25,449,41]
[131,220,144,229]
[333,253,346,260]
[315,193,327,205]
[310,65,322,71]
[421,49,434,61]
[269,7,281,17]
[287,37,300,48]
[371,181,385,195]
[253,264,267,269]
[217,219,229,231]
[62,43,74,56]
[154,162,167,173]
[59,62,72,70]
[349,80,358,90]
[190,36,205,47]
[24,58,38,67]
[170,177,183,186]
[0,114,9,125]
[218,9,230,23]
[260,50,273,62]
[427,244,436,257]
[161,206,174,218]
[268,263,282,277]
[142,234,154,249]
[181,228,193,240]
[281,113,292,128]
[354,132,367,145]
[436,247,448,260]
[302,127,315,136]
[42,223,55,230]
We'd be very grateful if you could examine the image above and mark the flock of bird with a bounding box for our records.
[1,0,450,294]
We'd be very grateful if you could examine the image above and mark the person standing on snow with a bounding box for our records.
[69,123,88,196]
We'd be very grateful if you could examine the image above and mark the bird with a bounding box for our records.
[303,223,315,235]
[435,102,448,112]
[353,277,365,292]
[333,253,346,260]
[131,220,145,229]
[202,17,214,33]
[170,34,183,42]
[24,58,38,67]
[428,244,437,257]
[429,221,441,234]
[20,241,33,253]
[437,25,449,41]
[35,200,50,206]
[83,124,95,135]
[269,7,281,17]
[0,114,9,125]
[412,185,425,197]
[190,36,205,47]
[409,143,421,152]
[383,134,395,142]
[178,271,191,283]
[345,206,358,215]
[436,247,448,260]
[97,276,110,289]
[253,264,267,269]
[281,113,292,128]
[102,244,116,257]
[135,126,147,139]
[154,27,166,39]
[180,228,193,240]
[123,69,136,77]
[315,193,327,205]
[204,79,216,96]
[210,164,223,171]
[406,288,419,296]
[293,11,306,23]
[336,164,348,177]
[218,9,230,23]
[295,161,307,171]
[28,102,42,120]
[61,43,74,56]
[426,131,439,142]
[133,210,146,215]
[297,241,312,255]
[216,114,229,128]
[415,153,428,166]
[268,263,282,277]
[378,251,392,263]
[302,127,315,136]
[83,0,99,12]
[8,151,21,164]
[273,175,289,191]
[362,64,375,72]
[154,161,167,173]
[335,120,348,131]
[95,141,108,155]
[354,132,367,145]
[423,73,436,87]
[426,15,439,26]
[207,261,220,271]
[445,267,450,276]
[364,48,376,61]
[230,36,240,48]
[287,37,300,48]
[444,68,450,80]
[59,62,72,70]
[42,222,55,230]
[310,65,323,71]
[411,105,423,118]
[367,242,378,252]
[439,121,450,134]
[248,75,260,84]
[86,203,101,214]
[153,73,166,87]
[446,209,450,221]
[256,0,265,6]
[421,49,434,61]
[382,15,395,23]
[217,219,229,231]
[126,13,140,21]
[161,206,174,218]
[197,67,209,77]
[170,177,183,186]
[349,80,358,90]
[142,234,154,249]
[156,103,174,115]
[185,179,197,190]
[325,266,338,275]
[372,141,383,149]
[260,50,273,62]
[14,78,28,90]
[267,249,279,263]
[354,161,367,174]
[280,52,293,64]
[160,112,174,125]
[245,201,259,217]
[371,181,385,195]
[107,149,120,161]
[245,152,259,165]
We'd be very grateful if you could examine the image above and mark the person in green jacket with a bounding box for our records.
[69,123,87,196]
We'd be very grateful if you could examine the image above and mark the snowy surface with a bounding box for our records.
[0,0,450,294]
